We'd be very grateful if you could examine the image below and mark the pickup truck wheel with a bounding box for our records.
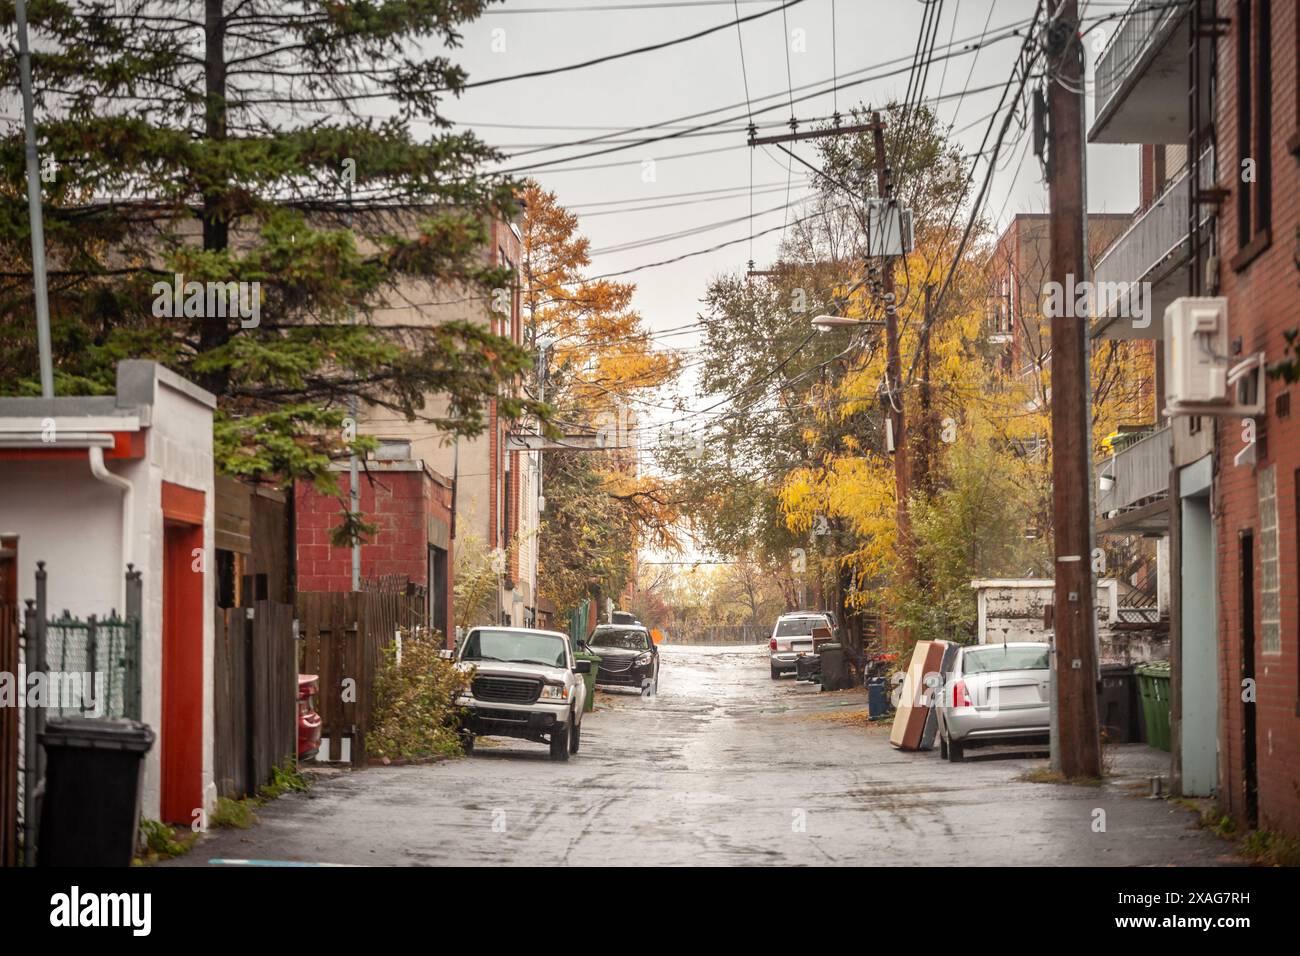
[770,664,780,680]
[946,736,964,763]
[939,733,948,760]
[569,709,581,754]
[549,723,571,761]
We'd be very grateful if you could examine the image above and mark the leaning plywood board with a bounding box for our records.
[890,640,947,750]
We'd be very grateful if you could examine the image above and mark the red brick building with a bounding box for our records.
[1211,0,1300,835]
[295,456,455,641]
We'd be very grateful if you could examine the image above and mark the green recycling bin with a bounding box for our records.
[575,650,600,713]
[1136,661,1172,752]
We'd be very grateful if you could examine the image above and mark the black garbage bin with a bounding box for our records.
[819,643,847,691]
[1098,663,1142,744]
[38,717,154,867]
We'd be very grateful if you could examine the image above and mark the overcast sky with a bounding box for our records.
[443,0,1141,559]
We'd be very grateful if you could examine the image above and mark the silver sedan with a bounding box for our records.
[937,642,1051,762]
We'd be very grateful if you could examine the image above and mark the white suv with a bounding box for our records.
[450,626,589,761]
[768,612,835,679]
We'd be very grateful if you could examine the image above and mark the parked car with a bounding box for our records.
[586,624,659,692]
[937,642,1051,761]
[768,611,836,679]
[448,626,589,761]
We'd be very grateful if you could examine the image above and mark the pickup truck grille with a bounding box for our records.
[472,676,541,704]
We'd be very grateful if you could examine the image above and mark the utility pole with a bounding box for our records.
[1044,0,1102,779]
[15,0,55,398]
[746,114,914,635]
[345,183,361,592]
[870,113,913,583]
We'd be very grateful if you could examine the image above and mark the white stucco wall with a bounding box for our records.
[0,362,215,823]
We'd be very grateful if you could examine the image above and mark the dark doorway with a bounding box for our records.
[428,545,449,639]
[1238,529,1258,828]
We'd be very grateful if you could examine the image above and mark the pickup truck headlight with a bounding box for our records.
[539,683,569,700]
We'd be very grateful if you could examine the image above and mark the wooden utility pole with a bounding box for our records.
[745,113,914,631]
[871,113,912,576]
[1045,0,1102,779]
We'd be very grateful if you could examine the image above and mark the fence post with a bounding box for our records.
[125,564,142,623]
[21,598,36,866]
[85,615,98,717]
[124,565,143,721]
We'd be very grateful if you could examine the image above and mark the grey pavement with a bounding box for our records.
[167,644,1241,867]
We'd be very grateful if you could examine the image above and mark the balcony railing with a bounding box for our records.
[1097,424,1172,517]
[1093,144,1215,317]
[1094,0,1187,119]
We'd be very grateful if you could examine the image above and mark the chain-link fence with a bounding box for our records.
[44,612,142,721]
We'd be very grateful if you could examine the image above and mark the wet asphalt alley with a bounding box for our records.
[168,644,1240,867]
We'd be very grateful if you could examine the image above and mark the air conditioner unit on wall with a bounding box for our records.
[1163,296,1266,420]
[1165,296,1228,405]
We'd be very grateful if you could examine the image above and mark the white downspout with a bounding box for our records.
[89,445,132,607]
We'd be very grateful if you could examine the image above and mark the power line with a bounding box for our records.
[493,12,1038,173]
[465,0,807,90]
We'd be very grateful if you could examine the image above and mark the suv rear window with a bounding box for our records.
[961,645,1050,674]
[774,617,828,637]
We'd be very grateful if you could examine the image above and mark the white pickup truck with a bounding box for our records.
[448,626,590,761]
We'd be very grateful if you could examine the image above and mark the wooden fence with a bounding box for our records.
[296,588,427,766]
[1,607,17,866]
[213,601,297,799]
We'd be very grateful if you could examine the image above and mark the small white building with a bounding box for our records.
[0,361,216,825]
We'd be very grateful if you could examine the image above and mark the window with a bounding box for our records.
[1233,0,1272,267]
[461,628,567,668]
[1257,465,1280,654]
[961,645,1051,674]
[589,628,651,650]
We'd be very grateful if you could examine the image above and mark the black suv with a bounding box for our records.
[585,625,660,693]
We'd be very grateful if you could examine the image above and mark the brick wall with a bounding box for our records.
[295,465,455,638]
[1213,0,1300,835]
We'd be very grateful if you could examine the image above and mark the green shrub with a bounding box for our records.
[368,631,470,761]
[210,796,258,829]
[135,819,196,864]
[258,760,311,801]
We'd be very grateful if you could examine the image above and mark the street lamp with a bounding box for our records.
[811,314,886,332]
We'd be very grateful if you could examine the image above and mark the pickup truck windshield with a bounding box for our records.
[590,628,650,650]
[961,646,1050,674]
[774,617,828,637]
[463,629,568,668]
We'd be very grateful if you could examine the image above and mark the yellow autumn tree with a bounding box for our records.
[519,181,684,616]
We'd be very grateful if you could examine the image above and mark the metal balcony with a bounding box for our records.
[1097,425,1172,534]
[1091,143,1214,340]
[1089,1,1205,145]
